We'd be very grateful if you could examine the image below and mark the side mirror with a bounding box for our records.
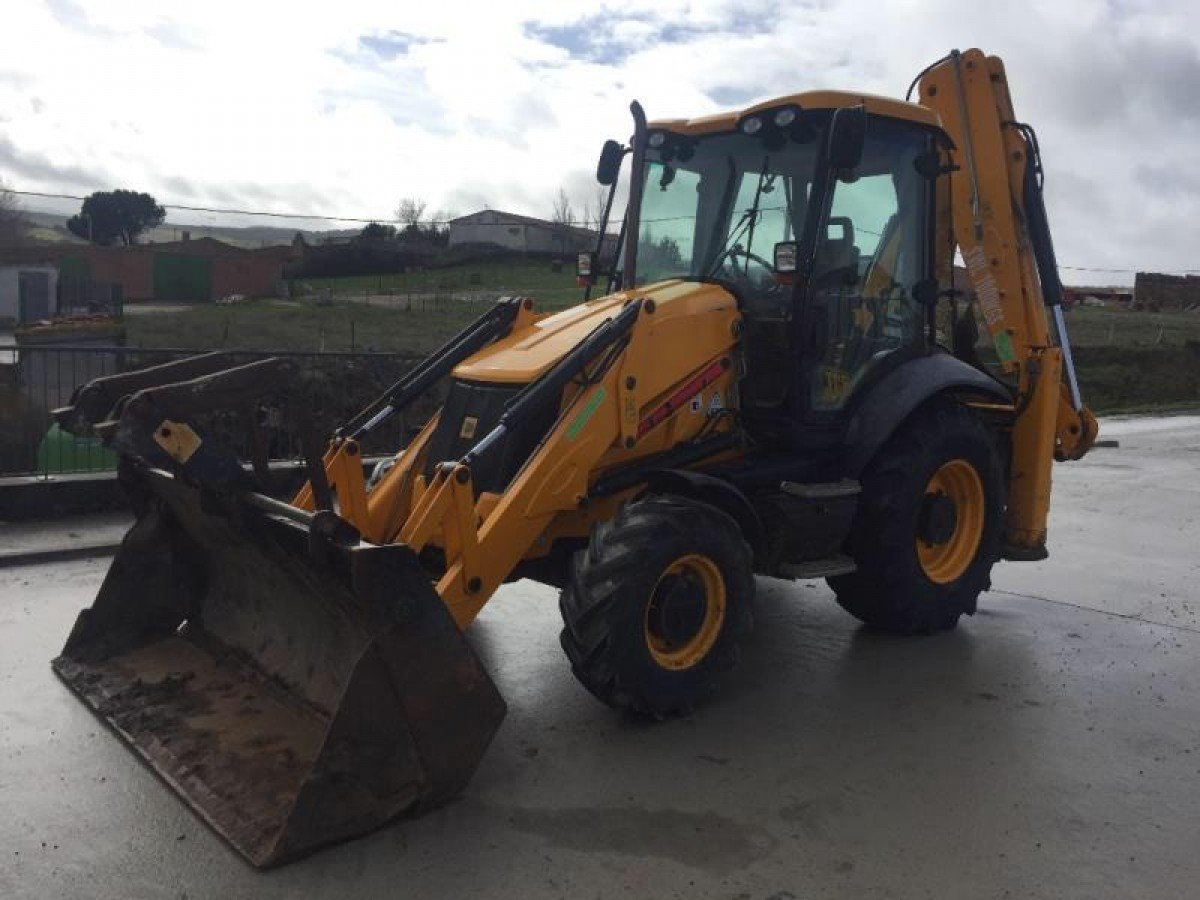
[596,140,624,186]
[827,105,866,172]
[773,241,798,274]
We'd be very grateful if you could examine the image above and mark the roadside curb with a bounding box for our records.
[0,542,122,569]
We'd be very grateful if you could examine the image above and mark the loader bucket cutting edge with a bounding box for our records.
[51,468,506,868]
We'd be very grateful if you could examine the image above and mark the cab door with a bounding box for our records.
[806,117,933,415]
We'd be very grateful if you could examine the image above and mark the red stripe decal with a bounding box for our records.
[636,359,727,438]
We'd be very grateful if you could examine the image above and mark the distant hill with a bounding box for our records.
[22,210,357,248]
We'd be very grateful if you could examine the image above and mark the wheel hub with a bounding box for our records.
[644,554,727,671]
[915,458,985,585]
[649,573,708,648]
[918,492,958,545]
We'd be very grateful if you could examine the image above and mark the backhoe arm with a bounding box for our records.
[918,49,1098,558]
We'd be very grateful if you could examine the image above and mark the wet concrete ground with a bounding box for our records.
[1,416,1198,899]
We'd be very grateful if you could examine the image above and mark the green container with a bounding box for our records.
[37,423,117,473]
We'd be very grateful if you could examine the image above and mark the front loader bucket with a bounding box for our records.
[52,468,505,867]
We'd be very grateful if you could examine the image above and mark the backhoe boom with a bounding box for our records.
[918,49,1098,557]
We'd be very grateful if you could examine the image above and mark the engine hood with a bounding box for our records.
[452,280,738,384]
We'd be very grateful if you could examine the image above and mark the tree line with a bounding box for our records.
[0,182,615,254]
[354,198,449,247]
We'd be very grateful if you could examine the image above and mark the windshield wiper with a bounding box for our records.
[705,157,772,277]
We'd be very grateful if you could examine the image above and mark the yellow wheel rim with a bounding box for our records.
[644,553,727,670]
[917,459,985,584]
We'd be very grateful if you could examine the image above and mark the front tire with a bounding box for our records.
[830,401,1004,633]
[559,495,754,716]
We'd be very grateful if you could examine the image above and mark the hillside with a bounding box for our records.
[20,210,355,248]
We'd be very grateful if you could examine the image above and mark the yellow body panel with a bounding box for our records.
[453,280,735,383]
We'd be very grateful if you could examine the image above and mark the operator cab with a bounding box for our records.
[592,93,945,458]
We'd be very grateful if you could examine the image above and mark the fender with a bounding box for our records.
[642,469,767,565]
[842,352,1012,477]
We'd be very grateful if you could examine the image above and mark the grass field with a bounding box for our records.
[296,259,587,307]
[125,297,492,354]
[125,260,592,352]
[122,265,1200,415]
[1065,305,1200,348]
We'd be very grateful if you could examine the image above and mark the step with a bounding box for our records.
[778,554,858,579]
[779,479,861,500]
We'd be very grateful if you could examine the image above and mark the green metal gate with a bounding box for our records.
[153,253,213,302]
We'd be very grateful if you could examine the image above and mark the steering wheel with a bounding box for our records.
[713,245,775,282]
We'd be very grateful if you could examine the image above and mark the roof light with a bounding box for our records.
[774,108,797,127]
[741,116,762,135]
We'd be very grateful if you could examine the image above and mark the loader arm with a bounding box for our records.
[290,285,741,629]
[378,293,740,628]
[918,49,1098,558]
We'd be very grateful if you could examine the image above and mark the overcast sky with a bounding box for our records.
[2,0,1197,284]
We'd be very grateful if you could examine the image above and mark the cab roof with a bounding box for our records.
[648,89,940,136]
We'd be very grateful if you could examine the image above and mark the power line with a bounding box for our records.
[9,189,401,226]
[7,188,615,228]
[7,187,1199,275]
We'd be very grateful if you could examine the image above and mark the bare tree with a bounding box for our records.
[395,197,427,235]
[551,188,575,229]
[551,188,577,254]
[427,208,452,247]
[584,184,610,229]
[0,181,29,248]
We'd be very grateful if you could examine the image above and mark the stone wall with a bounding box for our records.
[1134,272,1200,311]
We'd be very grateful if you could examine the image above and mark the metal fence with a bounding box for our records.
[0,343,429,478]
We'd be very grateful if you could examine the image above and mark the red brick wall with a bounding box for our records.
[82,248,155,300]
[212,256,282,299]
[56,242,286,302]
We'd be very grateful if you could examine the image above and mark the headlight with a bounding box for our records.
[648,131,666,148]
[773,108,797,127]
[740,116,762,135]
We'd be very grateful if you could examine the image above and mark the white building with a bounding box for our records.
[0,263,58,326]
[448,209,602,255]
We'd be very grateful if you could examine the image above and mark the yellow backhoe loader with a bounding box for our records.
[53,48,1096,866]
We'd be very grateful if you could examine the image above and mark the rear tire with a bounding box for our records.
[559,495,754,716]
[830,401,1004,633]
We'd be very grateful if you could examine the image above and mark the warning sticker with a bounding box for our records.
[994,331,1016,365]
[820,366,851,403]
[690,395,703,413]
[153,419,202,464]
[977,275,1003,327]
[963,246,988,277]
[707,391,724,415]
[566,386,607,441]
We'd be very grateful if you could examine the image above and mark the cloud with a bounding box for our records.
[0,0,1195,283]
[357,31,439,61]
[0,136,111,191]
